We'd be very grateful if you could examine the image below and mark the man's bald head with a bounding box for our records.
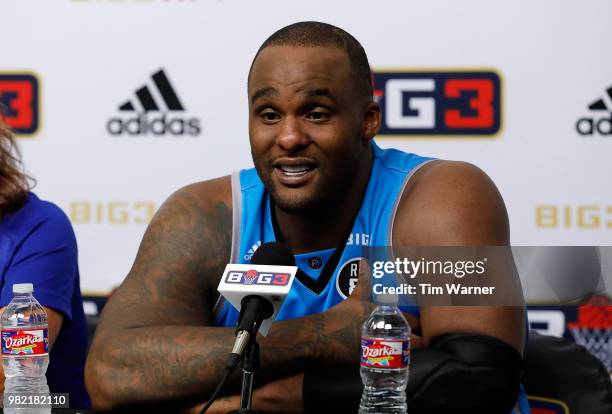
[249,21,373,100]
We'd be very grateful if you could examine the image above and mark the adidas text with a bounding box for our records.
[106,113,201,136]
[576,113,612,136]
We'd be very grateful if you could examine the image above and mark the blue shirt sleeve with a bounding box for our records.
[0,201,78,321]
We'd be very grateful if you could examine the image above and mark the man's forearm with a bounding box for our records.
[259,308,364,377]
[86,297,372,411]
[86,321,323,410]
[86,326,236,410]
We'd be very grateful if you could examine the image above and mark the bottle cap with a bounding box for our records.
[377,292,399,305]
[13,283,34,294]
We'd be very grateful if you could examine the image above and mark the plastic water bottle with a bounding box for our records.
[1,283,51,414]
[359,293,410,413]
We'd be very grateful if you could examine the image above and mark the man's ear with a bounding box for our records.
[363,101,381,142]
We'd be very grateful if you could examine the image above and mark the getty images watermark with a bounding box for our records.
[362,246,611,307]
[372,256,493,296]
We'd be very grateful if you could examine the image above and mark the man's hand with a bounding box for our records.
[200,373,304,414]
[298,259,375,366]
[311,259,422,361]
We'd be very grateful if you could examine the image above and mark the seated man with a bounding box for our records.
[85,22,528,413]
[0,119,90,408]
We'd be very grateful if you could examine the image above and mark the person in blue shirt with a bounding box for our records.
[0,119,90,408]
[86,22,529,413]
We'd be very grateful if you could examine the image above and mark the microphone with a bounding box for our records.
[217,242,298,361]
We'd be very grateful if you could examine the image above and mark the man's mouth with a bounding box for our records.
[273,159,317,185]
[278,164,315,177]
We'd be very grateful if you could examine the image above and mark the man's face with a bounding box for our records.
[248,45,376,213]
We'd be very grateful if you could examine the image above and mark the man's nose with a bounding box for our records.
[276,116,308,151]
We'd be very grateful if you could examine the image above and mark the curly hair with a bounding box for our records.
[0,118,33,219]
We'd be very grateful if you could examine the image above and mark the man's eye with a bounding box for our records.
[260,110,280,123]
[306,111,329,122]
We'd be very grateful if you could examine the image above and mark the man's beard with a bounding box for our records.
[254,161,339,215]
[270,186,323,215]
[253,151,361,216]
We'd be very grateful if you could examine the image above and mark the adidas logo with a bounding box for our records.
[243,241,262,262]
[576,86,612,136]
[106,69,201,136]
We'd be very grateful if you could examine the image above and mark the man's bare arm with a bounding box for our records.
[394,160,525,353]
[85,177,371,411]
[85,177,235,410]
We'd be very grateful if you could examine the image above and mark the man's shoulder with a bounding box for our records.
[161,174,232,236]
[408,160,496,193]
[154,175,234,254]
[393,161,509,245]
[168,175,232,212]
[126,175,233,296]
[153,176,232,223]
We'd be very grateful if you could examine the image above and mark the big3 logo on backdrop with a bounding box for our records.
[0,73,40,136]
[372,70,502,137]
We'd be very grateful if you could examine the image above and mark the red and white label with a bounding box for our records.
[361,338,409,369]
[1,328,48,356]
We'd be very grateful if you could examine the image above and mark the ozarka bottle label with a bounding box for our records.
[1,329,48,356]
[360,338,409,369]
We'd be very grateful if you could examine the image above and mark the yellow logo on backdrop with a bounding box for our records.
[70,201,156,225]
[536,205,612,229]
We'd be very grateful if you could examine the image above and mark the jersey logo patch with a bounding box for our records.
[308,256,323,269]
[336,258,363,299]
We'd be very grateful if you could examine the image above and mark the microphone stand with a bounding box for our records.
[234,295,273,413]
[238,336,260,413]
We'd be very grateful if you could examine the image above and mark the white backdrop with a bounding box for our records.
[2,0,611,294]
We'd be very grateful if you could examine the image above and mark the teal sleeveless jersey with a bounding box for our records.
[213,141,433,323]
[213,140,531,414]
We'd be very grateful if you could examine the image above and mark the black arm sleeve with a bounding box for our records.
[303,334,523,414]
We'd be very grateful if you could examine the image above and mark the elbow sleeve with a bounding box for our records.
[303,333,523,414]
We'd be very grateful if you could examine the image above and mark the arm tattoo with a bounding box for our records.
[87,184,373,408]
[88,187,239,407]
